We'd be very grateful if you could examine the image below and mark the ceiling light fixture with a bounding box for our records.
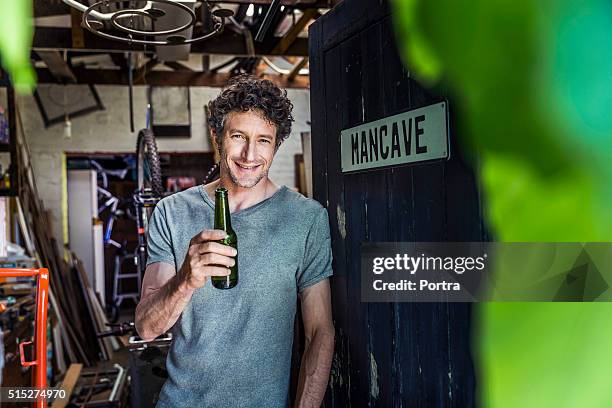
[61,0,234,46]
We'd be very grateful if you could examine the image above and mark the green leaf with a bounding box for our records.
[389,1,612,406]
[0,1,36,93]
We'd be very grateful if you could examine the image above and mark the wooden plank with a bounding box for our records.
[309,1,479,406]
[408,126,451,405]
[202,55,210,73]
[36,51,77,83]
[70,8,85,49]
[307,20,327,204]
[308,21,337,406]
[379,17,416,406]
[134,57,161,83]
[339,32,372,404]
[272,9,319,55]
[32,27,309,56]
[399,29,462,404]
[73,255,108,361]
[317,0,390,52]
[287,57,308,82]
[14,104,96,366]
[324,46,350,407]
[209,0,331,7]
[442,74,483,407]
[34,0,70,18]
[16,131,89,363]
[315,31,350,407]
[53,363,83,408]
[17,194,85,365]
[35,68,310,88]
[51,318,67,374]
[16,198,38,260]
[358,21,396,408]
[89,284,120,352]
[163,61,194,72]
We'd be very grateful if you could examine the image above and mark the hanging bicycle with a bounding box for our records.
[134,128,163,277]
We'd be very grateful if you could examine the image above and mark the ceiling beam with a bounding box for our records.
[32,27,309,56]
[163,61,195,71]
[34,0,70,17]
[134,58,162,82]
[36,51,76,83]
[202,55,210,73]
[70,8,85,49]
[287,57,308,82]
[35,67,309,88]
[208,0,331,8]
[272,9,318,54]
[34,0,331,18]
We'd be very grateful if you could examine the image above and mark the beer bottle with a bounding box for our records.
[211,187,238,289]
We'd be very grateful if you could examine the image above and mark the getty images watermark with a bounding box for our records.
[372,252,487,291]
[361,243,612,302]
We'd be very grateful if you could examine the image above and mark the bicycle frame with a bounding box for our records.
[0,268,49,408]
[133,190,159,276]
[97,187,121,248]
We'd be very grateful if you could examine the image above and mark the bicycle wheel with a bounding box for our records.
[136,129,163,198]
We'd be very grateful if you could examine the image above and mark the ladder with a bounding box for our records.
[112,251,141,307]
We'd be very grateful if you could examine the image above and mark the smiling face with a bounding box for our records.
[216,109,278,189]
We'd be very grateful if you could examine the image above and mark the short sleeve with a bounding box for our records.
[146,200,175,267]
[297,207,334,292]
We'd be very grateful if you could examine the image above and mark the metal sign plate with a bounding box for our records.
[341,101,449,173]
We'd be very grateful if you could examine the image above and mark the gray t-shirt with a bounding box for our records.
[146,185,333,407]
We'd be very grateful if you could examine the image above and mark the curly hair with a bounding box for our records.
[207,74,294,149]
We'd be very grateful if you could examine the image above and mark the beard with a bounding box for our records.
[221,149,268,188]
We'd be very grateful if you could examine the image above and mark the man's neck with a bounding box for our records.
[205,176,279,213]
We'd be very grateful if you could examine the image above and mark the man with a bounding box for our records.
[135,75,335,407]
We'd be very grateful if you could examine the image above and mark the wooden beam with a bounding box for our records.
[34,0,70,18]
[210,57,239,73]
[272,9,318,55]
[208,0,331,7]
[253,59,269,76]
[134,58,161,83]
[109,53,128,71]
[53,363,83,408]
[163,61,194,72]
[33,0,331,19]
[33,27,309,56]
[287,57,309,81]
[202,55,210,73]
[36,67,310,88]
[36,51,76,83]
[70,8,85,49]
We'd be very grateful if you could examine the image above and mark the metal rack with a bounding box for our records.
[0,268,50,408]
[0,69,19,197]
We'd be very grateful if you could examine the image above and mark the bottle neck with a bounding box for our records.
[214,193,232,231]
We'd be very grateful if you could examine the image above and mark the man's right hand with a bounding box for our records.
[178,229,237,290]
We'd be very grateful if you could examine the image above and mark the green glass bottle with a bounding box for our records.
[211,187,238,289]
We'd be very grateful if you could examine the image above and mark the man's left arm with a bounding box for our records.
[294,279,335,408]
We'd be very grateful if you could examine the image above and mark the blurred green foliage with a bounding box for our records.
[391,0,612,406]
[0,2,36,93]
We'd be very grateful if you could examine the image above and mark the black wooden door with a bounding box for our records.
[309,0,485,406]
